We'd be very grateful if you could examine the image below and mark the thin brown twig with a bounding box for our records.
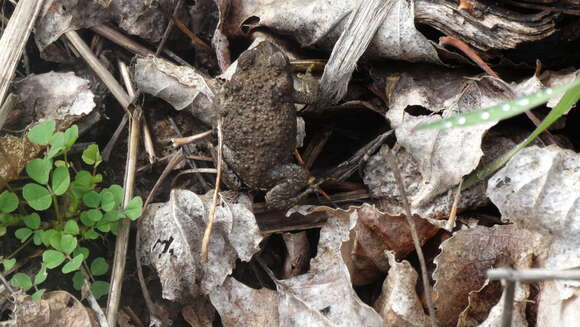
[201,118,223,261]
[439,36,500,79]
[144,150,185,208]
[171,16,211,50]
[445,179,463,231]
[156,0,183,56]
[383,146,439,327]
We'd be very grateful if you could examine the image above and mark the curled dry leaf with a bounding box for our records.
[221,0,440,64]
[35,0,179,50]
[221,0,557,62]
[488,145,580,268]
[432,225,542,327]
[273,206,386,327]
[13,291,98,327]
[210,277,279,327]
[209,205,386,326]
[385,71,512,206]
[458,255,533,327]
[363,144,489,220]
[373,251,430,327]
[138,189,263,303]
[133,57,217,125]
[181,296,215,327]
[487,145,580,325]
[14,72,96,122]
[513,69,580,110]
[0,135,41,185]
[346,204,439,285]
[536,280,580,326]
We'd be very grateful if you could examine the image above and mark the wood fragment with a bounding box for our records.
[319,0,392,105]
[0,0,45,130]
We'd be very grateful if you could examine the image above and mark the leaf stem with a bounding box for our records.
[47,186,62,224]
[7,237,32,259]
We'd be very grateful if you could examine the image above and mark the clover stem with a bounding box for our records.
[47,186,62,224]
[6,237,32,260]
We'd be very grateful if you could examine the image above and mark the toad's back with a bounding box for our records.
[217,41,298,190]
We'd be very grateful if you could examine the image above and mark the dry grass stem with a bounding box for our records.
[201,118,223,261]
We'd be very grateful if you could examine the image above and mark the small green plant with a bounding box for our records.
[0,120,143,300]
[416,75,580,188]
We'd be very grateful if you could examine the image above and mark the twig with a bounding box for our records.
[81,279,110,327]
[500,281,515,327]
[123,306,146,327]
[156,0,183,56]
[144,150,185,208]
[383,146,438,327]
[168,117,210,191]
[488,268,580,282]
[171,15,211,51]
[171,130,213,147]
[0,0,45,130]
[102,114,129,162]
[0,271,14,295]
[106,107,142,327]
[445,179,462,231]
[439,36,500,79]
[65,30,131,110]
[91,24,154,57]
[201,118,223,261]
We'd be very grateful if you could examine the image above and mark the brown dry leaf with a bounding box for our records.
[35,0,179,50]
[14,72,96,122]
[138,189,263,303]
[272,207,386,327]
[133,57,217,125]
[212,206,386,326]
[13,291,98,327]
[181,296,215,327]
[458,255,533,327]
[432,225,541,326]
[346,204,439,285]
[0,135,41,185]
[487,145,580,325]
[209,277,279,327]
[373,251,430,327]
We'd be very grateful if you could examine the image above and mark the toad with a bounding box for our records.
[213,41,317,209]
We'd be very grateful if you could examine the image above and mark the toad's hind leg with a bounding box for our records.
[264,164,309,209]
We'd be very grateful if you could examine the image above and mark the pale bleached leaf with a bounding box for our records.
[139,189,263,302]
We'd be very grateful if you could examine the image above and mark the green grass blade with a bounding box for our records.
[416,75,580,131]
[463,79,580,189]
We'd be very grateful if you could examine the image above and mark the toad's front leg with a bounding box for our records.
[264,164,309,209]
